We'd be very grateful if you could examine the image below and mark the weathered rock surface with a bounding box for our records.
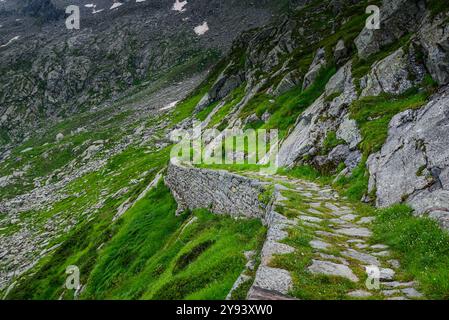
[368,87,449,229]
[273,70,302,96]
[417,15,449,86]
[308,260,359,282]
[278,61,359,168]
[360,47,426,97]
[334,39,349,66]
[355,0,426,59]
[302,47,326,90]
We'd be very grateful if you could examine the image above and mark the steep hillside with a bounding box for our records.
[1,0,449,300]
[0,0,299,145]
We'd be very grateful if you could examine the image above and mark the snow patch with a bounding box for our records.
[110,2,123,10]
[172,0,187,12]
[161,101,179,111]
[85,3,104,14]
[194,21,209,36]
[0,36,20,48]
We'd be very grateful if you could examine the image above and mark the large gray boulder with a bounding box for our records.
[302,48,326,90]
[273,70,301,96]
[417,15,449,86]
[336,116,362,150]
[368,88,449,229]
[195,71,245,112]
[355,0,425,59]
[360,47,426,97]
[334,39,349,66]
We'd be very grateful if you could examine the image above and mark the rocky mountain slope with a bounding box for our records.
[0,0,298,145]
[1,0,449,300]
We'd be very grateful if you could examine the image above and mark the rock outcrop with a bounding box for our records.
[368,87,449,229]
[278,61,360,169]
[355,0,426,59]
[360,47,426,97]
[417,14,449,86]
[302,48,326,90]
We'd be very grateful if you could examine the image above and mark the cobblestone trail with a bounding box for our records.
[247,174,424,300]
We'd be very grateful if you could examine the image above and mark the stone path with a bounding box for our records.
[247,174,425,300]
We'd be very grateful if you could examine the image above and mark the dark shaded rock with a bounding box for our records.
[22,0,63,21]
[355,0,426,59]
[417,15,449,85]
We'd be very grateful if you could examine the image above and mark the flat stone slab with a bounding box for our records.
[253,266,292,295]
[382,289,401,296]
[316,230,345,238]
[347,239,365,244]
[226,274,251,300]
[261,241,295,265]
[382,281,416,289]
[401,287,423,298]
[371,244,389,250]
[266,224,289,242]
[299,215,323,223]
[365,266,396,281]
[308,208,325,215]
[308,260,359,282]
[348,290,372,298]
[247,286,298,300]
[325,203,341,211]
[372,250,391,257]
[336,227,372,237]
[341,214,358,221]
[309,202,323,208]
[387,296,409,300]
[310,240,331,250]
[358,217,375,224]
[380,268,396,281]
[343,249,380,266]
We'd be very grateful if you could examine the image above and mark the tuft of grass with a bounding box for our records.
[334,158,370,202]
[196,102,219,121]
[372,205,449,299]
[278,166,322,181]
[173,240,216,274]
[321,131,345,155]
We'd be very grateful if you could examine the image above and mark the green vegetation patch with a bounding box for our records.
[271,225,358,299]
[208,85,246,129]
[80,193,265,300]
[427,0,449,17]
[322,131,345,155]
[350,89,428,155]
[372,205,449,299]
[173,240,216,274]
[196,102,219,121]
